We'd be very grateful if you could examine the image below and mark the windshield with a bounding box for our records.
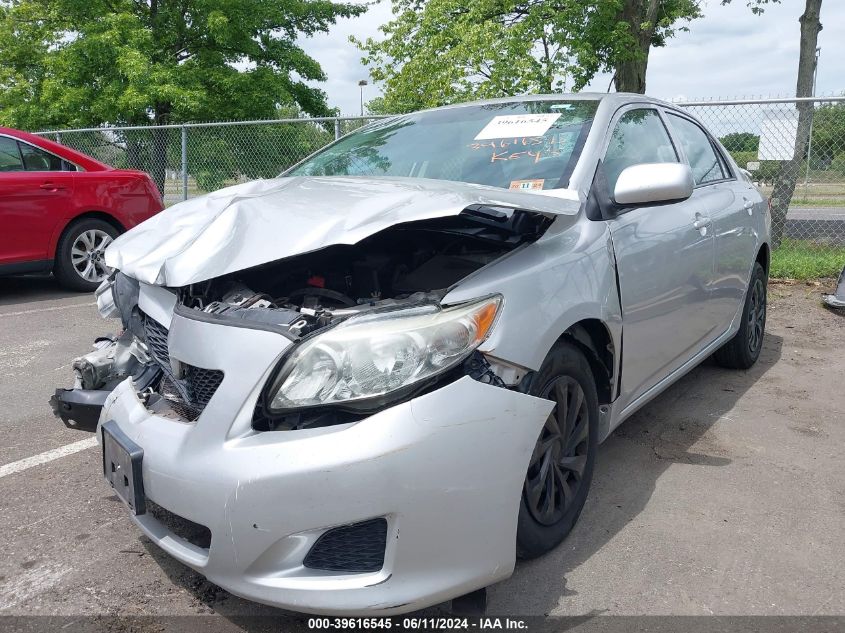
[287,100,599,191]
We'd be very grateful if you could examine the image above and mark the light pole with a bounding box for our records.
[803,46,821,198]
[358,80,368,117]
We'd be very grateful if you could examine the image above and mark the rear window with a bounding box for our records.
[19,142,68,171]
[0,137,23,171]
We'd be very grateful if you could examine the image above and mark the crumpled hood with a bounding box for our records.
[105,176,580,287]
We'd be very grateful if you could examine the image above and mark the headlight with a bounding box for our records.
[268,295,502,411]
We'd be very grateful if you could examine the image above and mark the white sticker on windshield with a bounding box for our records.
[474,113,561,140]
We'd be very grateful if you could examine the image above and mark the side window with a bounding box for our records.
[603,108,678,192]
[18,142,66,171]
[667,114,727,185]
[0,137,24,172]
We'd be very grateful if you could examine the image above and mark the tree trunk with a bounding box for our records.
[125,137,143,171]
[614,55,648,93]
[613,0,658,94]
[769,0,823,247]
[540,33,554,93]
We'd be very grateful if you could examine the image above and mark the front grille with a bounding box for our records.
[143,314,170,367]
[142,312,224,420]
[303,518,388,573]
[184,364,224,406]
[146,499,212,550]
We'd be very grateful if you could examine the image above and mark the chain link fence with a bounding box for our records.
[35,96,845,278]
[37,116,384,207]
[678,96,845,278]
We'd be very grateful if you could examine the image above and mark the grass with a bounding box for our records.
[790,197,845,207]
[771,239,845,280]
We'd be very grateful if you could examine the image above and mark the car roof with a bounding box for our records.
[409,92,675,114]
[0,126,113,171]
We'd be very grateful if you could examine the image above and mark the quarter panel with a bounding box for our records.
[72,172,160,228]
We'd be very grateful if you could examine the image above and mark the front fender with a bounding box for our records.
[443,217,621,380]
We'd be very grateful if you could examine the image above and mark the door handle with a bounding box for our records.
[39,182,65,191]
[693,215,712,230]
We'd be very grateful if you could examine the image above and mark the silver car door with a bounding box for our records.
[665,111,756,334]
[604,107,718,409]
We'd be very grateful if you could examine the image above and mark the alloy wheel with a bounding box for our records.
[747,277,766,354]
[71,229,112,283]
[524,376,590,526]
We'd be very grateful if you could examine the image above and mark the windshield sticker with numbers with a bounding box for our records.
[474,114,561,140]
[509,179,545,191]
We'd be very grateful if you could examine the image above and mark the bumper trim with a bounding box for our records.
[50,388,110,432]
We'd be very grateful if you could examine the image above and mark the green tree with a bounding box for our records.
[0,0,363,190]
[808,102,845,167]
[612,0,701,93]
[614,0,780,92]
[355,0,680,112]
[356,0,780,112]
[768,0,823,246]
[720,132,760,153]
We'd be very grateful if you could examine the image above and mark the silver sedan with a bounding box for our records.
[54,93,769,615]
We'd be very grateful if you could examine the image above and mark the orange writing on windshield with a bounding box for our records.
[468,135,566,164]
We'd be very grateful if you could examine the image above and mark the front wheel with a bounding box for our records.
[714,261,767,370]
[54,218,119,292]
[517,340,599,559]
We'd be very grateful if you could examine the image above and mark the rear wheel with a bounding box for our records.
[714,262,767,370]
[54,218,119,292]
[517,340,598,559]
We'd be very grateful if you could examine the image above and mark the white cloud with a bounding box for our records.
[300,0,845,114]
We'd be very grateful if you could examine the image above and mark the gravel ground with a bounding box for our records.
[0,275,842,627]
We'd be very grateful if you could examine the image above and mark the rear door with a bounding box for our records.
[0,136,76,265]
[604,107,718,410]
[664,111,753,333]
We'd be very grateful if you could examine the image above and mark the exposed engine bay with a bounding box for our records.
[52,207,551,431]
[179,207,550,338]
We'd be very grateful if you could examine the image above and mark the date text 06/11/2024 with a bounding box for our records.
[306,617,529,630]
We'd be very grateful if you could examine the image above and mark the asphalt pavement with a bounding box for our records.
[0,275,843,624]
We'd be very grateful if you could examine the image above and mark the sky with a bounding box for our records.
[300,0,845,115]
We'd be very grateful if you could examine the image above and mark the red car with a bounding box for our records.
[0,127,163,291]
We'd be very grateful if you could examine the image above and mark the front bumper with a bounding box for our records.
[98,305,552,615]
[52,388,111,432]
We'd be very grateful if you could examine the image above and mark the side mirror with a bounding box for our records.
[613,163,694,206]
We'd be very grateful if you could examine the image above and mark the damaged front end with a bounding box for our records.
[48,176,572,614]
[52,203,553,433]
[51,275,162,431]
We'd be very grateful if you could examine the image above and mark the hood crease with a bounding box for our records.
[105,176,579,287]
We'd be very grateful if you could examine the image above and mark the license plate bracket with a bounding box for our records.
[102,420,146,515]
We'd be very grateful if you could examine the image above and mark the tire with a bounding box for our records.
[53,218,119,292]
[516,340,599,560]
[714,262,767,370]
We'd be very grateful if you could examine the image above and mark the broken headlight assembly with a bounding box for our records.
[267,295,502,412]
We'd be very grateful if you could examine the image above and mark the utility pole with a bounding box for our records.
[358,80,368,116]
